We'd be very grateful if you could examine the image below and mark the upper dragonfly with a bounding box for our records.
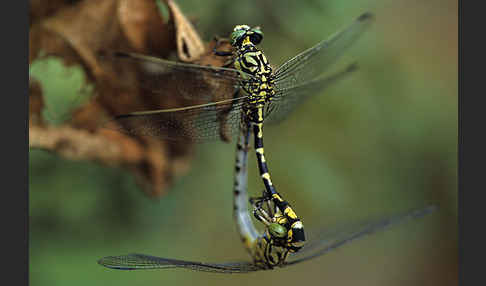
[103,12,373,143]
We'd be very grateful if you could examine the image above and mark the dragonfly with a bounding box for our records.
[102,12,374,248]
[97,205,436,273]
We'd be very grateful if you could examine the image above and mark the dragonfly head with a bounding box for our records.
[268,222,288,239]
[231,25,263,47]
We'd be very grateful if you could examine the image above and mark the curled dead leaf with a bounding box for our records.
[164,0,206,61]
[29,0,230,197]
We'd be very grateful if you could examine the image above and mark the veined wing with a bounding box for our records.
[97,206,435,273]
[99,51,254,102]
[284,205,436,266]
[98,253,262,273]
[273,12,373,90]
[105,96,247,142]
[265,63,357,124]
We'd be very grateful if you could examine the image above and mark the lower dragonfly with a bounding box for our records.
[98,189,435,273]
[97,124,436,273]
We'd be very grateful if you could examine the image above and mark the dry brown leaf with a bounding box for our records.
[29,79,44,125]
[29,0,234,197]
[118,0,175,55]
[29,125,143,165]
[164,0,206,61]
[29,0,72,25]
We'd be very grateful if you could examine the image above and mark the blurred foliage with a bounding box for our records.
[30,0,457,285]
[29,55,94,124]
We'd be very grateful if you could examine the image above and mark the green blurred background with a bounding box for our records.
[29,0,457,285]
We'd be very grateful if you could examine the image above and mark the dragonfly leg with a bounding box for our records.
[262,236,289,268]
[214,50,233,57]
[253,206,272,225]
[266,198,275,217]
[221,58,235,68]
[213,37,233,57]
[249,195,270,206]
[212,37,234,67]
[249,192,274,219]
[212,35,230,44]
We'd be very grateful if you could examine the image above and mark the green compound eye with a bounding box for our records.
[251,27,263,37]
[248,28,263,45]
[230,30,246,46]
[268,223,287,238]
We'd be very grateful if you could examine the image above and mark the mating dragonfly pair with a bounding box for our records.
[98,12,435,273]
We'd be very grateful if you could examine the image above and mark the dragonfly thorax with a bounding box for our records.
[229,24,276,111]
[233,46,275,112]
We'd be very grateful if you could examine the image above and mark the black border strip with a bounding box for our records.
[10,0,29,285]
[459,0,484,285]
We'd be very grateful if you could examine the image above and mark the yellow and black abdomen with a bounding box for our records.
[234,41,306,258]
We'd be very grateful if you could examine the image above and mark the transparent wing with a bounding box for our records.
[284,205,436,266]
[100,51,254,142]
[100,51,253,102]
[105,97,248,142]
[265,63,357,125]
[98,253,262,273]
[273,12,373,90]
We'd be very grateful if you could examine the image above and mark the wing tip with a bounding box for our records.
[415,204,438,217]
[347,62,359,73]
[97,254,142,270]
[358,12,374,22]
[97,256,125,269]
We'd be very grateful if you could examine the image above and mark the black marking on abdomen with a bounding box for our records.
[252,125,277,195]
[263,177,275,195]
[254,135,264,149]
[275,200,289,212]
[256,152,268,174]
